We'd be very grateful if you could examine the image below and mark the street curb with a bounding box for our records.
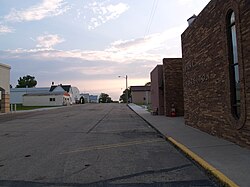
[167,137,239,187]
[128,104,239,187]
[127,104,164,136]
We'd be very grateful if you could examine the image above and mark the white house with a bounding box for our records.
[11,84,80,106]
[0,63,11,113]
[23,92,70,106]
[49,85,80,104]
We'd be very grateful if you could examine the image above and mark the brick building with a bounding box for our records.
[182,0,250,147]
[163,58,184,116]
[150,65,164,115]
[150,59,184,116]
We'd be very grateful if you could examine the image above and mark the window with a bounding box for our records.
[227,11,240,119]
[50,98,55,102]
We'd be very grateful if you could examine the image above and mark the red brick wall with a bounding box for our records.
[182,0,250,148]
[163,58,184,116]
[150,65,164,115]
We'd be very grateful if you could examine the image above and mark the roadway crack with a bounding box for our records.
[86,107,114,134]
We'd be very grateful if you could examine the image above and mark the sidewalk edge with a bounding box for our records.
[128,104,239,187]
[167,137,239,187]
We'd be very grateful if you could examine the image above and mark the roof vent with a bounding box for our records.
[187,14,197,26]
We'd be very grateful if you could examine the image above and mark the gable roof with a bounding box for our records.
[50,85,71,92]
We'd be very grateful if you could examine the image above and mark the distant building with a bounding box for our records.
[130,86,151,105]
[11,84,80,106]
[89,95,99,103]
[0,63,11,113]
[50,84,80,104]
[80,93,90,103]
[23,92,70,106]
[10,87,50,104]
[150,65,164,115]
[150,59,184,116]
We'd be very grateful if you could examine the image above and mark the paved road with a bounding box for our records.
[0,104,218,186]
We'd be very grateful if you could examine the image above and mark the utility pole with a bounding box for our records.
[118,75,128,104]
[125,75,128,105]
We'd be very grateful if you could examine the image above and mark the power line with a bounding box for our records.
[144,0,159,39]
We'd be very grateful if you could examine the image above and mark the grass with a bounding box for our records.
[13,104,57,111]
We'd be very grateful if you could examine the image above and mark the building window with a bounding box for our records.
[50,98,55,102]
[227,11,240,119]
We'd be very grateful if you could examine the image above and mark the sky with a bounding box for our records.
[0,0,210,100]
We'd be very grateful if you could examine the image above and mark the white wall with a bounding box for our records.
[0,63,11,94]
[71,87,80,103]
[23,94,64,106]
[10,91,25,104]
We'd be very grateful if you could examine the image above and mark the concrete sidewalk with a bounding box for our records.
[129,103,250,187]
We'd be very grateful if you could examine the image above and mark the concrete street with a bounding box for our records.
[0,104,218,186]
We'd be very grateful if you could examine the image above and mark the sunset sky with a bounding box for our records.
[0,0,210,100]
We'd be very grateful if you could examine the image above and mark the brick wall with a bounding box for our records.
[150,65,164,115]
[181,0,250,147]
[163,58,184,116]
[1,94,10,113]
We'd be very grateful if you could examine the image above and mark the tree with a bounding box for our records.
[16,75,37,88]
[99,93,113,103]
[119,88,131,103]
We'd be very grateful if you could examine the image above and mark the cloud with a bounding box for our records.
[85,1,129,30]
[1,25,184,64]
[36,34,65,49]
[107,24,185,56]
[63,66,116,76]
[0,24,14,34]
[4,0,70,22]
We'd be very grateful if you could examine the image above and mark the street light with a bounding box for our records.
[118,75,128,105]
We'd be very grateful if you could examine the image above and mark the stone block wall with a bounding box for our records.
[181,0,250,147]
[1,94,10,113]
[163,58,184,116]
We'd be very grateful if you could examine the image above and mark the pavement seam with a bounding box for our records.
[128,104,240,187]
[87,107,114,134]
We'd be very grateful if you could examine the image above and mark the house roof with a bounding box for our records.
[80,93,90,97]
[63,93,70,97]
[11,87,50,93]
[50,85,71,92]
[0,62,11,69]
[130,86,151,92]
[23,91,65,96]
